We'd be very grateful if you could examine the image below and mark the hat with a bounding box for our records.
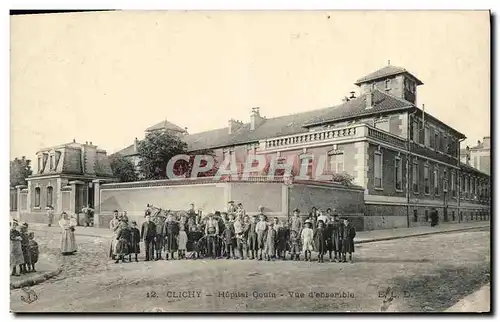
[228,201,234,204]
[305,219,312,224]
[22,222,28,227]
[131,221,137,225]
[207,213,214,217]
[12,218,19,224]
[293,208,300,213]
[113,210,119,213]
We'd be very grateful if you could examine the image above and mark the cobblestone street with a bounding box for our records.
[10,227,490,312]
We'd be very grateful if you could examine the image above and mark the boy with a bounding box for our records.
[205,213,219,259]
[233,215,246,260]
[129,221,140,262]
[264,221,277,261]
[28,232,39,272]
[276,219,289,260]
[289,229,301,261]
[20,223,30,274]
[247,215,258,260]
[255,214,267,260]
[314,220,327,263]
[301,220,314,262]
[328,214,342,262]
[189,224,204,259]
[223,214,236,259]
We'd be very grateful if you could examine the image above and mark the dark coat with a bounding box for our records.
[341,224,356,253]
[116,227,131,255]
[29,240,39,264]
[163,221,179,252]
[20,231,30,263]
[223,222,235,244]
[276,226,289,251]
[314,227,327,254]
[129,227,141,254]
[327,221,342,251]
[141,221,157,241]
[264,228,277,255]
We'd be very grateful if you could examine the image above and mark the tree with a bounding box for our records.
[109,155,138,182]
[138,131,188,180]
[10,156,32,187]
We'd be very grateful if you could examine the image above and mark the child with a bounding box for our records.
[223,214,236,259]
[189,224,204,259]
[233,215,246,260]
[28,232,39,272]
[177,224,188,259]
[276,220,289,260]
[314,220,327,263]
[301,220,314,262]
[20,223,30,274]
[264,222,277,261]
[289,230,301,261]
[247,215,258,260]
[255,214,267,260]
[129,221,140,262]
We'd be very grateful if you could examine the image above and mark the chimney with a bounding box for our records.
[349,91,356,99]
[134,137,139,152]
[228,119,240,135]
[250,107,264,130]
[72,139,76,143]
[366,91,373,109]
[89,141,93,145]
[483,136,490,149]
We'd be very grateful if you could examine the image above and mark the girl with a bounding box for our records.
[129,221,140,262]
[264,221,277,261]
[115,221,130,263]
[59,212,77,255]
[301,220,314,262]
[10,220,24,276]
[177,224,188,259]
[28,232,39,272]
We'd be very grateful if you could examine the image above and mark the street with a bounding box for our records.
[10,227,490,312]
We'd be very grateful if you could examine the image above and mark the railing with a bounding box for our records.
[367,127,408,149]
[264,125,359,149]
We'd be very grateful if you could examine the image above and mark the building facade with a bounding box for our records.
[16,140,116,223]
[115,64,491,229]
[460,136,491,175]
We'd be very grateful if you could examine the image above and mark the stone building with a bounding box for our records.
[16,140,116,223]
[113,64,491,228]
[460,136,491,175]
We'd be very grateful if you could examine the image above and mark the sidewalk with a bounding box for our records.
[445,283,490,312]
[10,253,62,290]
[27,221,490,243]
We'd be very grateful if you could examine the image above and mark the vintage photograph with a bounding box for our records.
[9,10,491,313]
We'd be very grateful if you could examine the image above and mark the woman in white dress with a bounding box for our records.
[301,220,314,262]
[59,212,77,255]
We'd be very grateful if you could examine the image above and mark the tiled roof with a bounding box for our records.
[115,90,414,156]
[146,119,186,133]
[304,89,413,126]
[355,65,423,86]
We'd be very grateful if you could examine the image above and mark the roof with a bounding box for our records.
[145,119,186,133]
[460,162,490,177]
[355,65,424,86]
[304,89,413,126]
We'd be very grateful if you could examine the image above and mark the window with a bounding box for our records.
[395,157,403,191]
[424,126,430,147]
[46,186,53,207]
[470,177,474,197]
[443,169,448,192]
[37,156,42,173]
[385,79,391,90]
[34,187,41,208]
[433,166,439,195]
[374,151,383,189]
[412,159,419,193]
[49,155,54,170]
[375,119,389,132]
[330,153,344,174]
[443,135,448,154]
[424,164,430,194]
[451,170,456,196]
[465,176,469,198]
[435,132,440,151]
[411,121,420,143]
[430,128,435,149]
[371,83,376,90]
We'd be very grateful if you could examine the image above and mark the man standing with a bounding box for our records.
[430,208,439,227]
[227,201,236,215]
[187,203,197,229]
[154,215,166,260]
[341,218,356,263]
[141,215,156,261]
[290,209,302,235]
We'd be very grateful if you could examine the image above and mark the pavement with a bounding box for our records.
[10,253,62,290]
[27,221,490,243]
[445,283,490,313]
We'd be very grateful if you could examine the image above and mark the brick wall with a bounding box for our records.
[29,177,58,213]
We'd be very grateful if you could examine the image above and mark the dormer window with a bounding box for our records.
[385,79,391,90]
[49,154,55,171]
[37,156,42,173]
[371,83,376,90]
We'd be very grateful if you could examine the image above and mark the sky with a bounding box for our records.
[10,10,490,171]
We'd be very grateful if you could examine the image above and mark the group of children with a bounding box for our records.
[10,219,39,276]
[108,202,357,264]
